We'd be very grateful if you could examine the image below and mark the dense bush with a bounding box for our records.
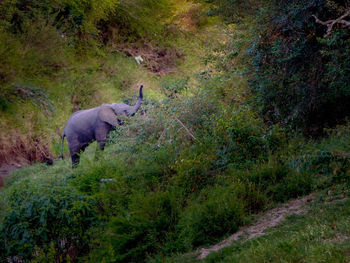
[88,190,180,262]
[67,88,289,261]
[208,0,254,23]
[249,0,350,135]
[177,185,245,249]
[236,163,313,203]
[0,0,117,36]
[0,179,97,261]
[1,88,349,262]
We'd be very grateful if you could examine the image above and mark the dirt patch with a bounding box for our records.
[0,134,53,183]
[198,194,313,259]
[117,41,184,75]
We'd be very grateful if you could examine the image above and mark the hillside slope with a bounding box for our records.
[1,0,350,262]
[0,0,220,170]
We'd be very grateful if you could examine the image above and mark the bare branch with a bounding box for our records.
[174,116,197,140]
[157,129,166,148]
[313,8,350,37]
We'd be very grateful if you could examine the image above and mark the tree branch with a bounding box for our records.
[174,116,197,140]
[313,8,350,37]
[157,129,166,148]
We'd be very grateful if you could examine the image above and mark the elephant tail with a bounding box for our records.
[132,85,143,113]
[139,85,143,99]
[59,133,65,159]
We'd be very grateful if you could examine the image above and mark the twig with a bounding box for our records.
[157,129,166,148]
[174,116,197,140]
[313,8,350,38]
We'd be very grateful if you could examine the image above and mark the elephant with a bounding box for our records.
[60,85,143,166]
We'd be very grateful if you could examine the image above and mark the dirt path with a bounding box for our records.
[198,194,313,259]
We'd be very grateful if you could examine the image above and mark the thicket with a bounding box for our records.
[249,0,350,135]
[209,0,350,135]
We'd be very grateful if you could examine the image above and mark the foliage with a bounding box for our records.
[249,0,350,135]
[161,77,190,99]
[89,190,180,262]
[210,107,279,169]
[0,178,97,261]
[207,0,254,23]
[2,93,350,262]
[1,0,350,262]
[177,185,245,249]
[0,0,118,36]
[236,163,313,203]
[101,0,173,42]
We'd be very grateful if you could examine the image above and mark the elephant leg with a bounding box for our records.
[71,154,80,168]
[95,125,110,160]
[98,140,106,151]
[69,141,88,167]
[96,125,110,152]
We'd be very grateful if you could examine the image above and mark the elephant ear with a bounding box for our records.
[98,105,119,126]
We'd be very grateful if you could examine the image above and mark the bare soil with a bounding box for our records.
[0,134,53,188]
[198,194,313,259]
[117,41,184,75]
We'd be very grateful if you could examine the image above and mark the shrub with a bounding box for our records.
[237,163,314,203]
[0,180,97,261]
[177,185,245,249]
[249,0,350,135]
[295,149,350,188]
[0,0,117,36]
[210,107,278,169]
[171,153,217,194]
[208,0,254,23]
[88,190,180,263]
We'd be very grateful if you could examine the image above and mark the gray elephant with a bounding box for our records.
[60,85,143,166]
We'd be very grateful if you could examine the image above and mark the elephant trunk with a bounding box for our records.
[132,85,143,112]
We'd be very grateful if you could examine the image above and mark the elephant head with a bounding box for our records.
[109,85,143,117]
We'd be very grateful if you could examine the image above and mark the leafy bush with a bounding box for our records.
[177,185,245,249]
[211,108,271,169]
[236,163,314,203]
[249,0,350,135]
[0,0,117,36]
[0,179,97,261]
[208,0,254,23]
[88,190,180,263]
[161,78,190,99]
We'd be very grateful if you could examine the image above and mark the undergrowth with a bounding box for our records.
[1,87,350,261]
